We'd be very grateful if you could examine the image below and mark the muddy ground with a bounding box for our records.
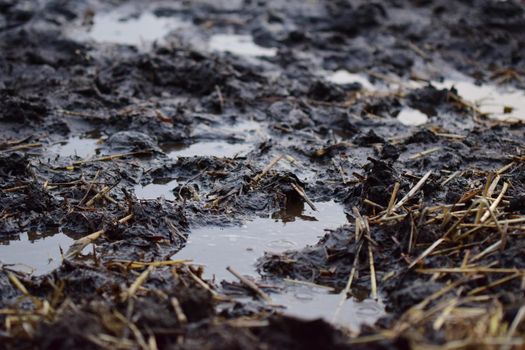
[1,0,525,349]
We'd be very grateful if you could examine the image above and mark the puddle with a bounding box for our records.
[48,136,102,159]
[164,120,263,158]
[175,200,385,328]
[432,79,525,121]
[175,201,347,281]
[0,231,74,275]
[166,141,252,158]
[397,107,429,126]
[272,284,384,330]
[73,8,187,46]
[134,179,178,200]
[209,34,277,57]
[324,70,375,90]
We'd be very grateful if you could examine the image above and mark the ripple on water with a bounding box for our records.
[174,200,347,281]
[271,283,385,330]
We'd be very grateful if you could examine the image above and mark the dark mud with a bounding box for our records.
[1,0,525,349]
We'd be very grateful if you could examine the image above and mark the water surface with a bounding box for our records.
[0,231,74,275]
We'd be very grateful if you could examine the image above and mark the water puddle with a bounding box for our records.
[272,284,384,330]
[48,136,102,159]
[175,201,347,281]
[134,179,178,200]
[163,119,263,158]
[397,107,429,126]
[209,34,277,57]
[432,79,525,121]
[0,230,74,275]
[165,141,252,158]
[175,200,384,328]
[72,8,187,46]
[324,70,375,90]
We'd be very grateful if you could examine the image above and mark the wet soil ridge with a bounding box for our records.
[1,0,525,348]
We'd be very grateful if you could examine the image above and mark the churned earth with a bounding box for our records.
[1,0,525,349]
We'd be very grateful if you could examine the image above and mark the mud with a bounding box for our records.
[1,0,525,348]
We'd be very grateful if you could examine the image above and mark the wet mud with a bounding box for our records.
[1,0,525,349]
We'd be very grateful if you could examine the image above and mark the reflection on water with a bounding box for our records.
[134,179,179,200]
[272,284,384,330]
[209,34,277,57]
[84,10,187,46]
[432,79,525,121]
[397,107,429,126]
[164,119,263,158]
[48,136,101,159]
[174,199,384,329]
[166,141,252,158]
[0,230,74,275]
[324,70,375,90]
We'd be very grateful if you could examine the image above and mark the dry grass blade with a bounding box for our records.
[334,208,367,322]
[7,272,29,296]
[408,238,444,269]
[368,243,377,299]
[480,182,509,223]
[290,183,317,211]
[71,150,152,166]
[170,297,188,324]
[409,147,441,160]
[385,182,400,217]
[109,260,190,270]
[186,267,221,299]
[122,266,154,301]
[1,143,42,153]
[416,267,523,274]
[227,266,272,302]
[65,214,133,259]
[393,171,432,212]
[467,273,522,296]
[505,305,525,347]
[251,155,283,184]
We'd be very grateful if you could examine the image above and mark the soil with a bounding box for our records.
[1,0,525,349]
